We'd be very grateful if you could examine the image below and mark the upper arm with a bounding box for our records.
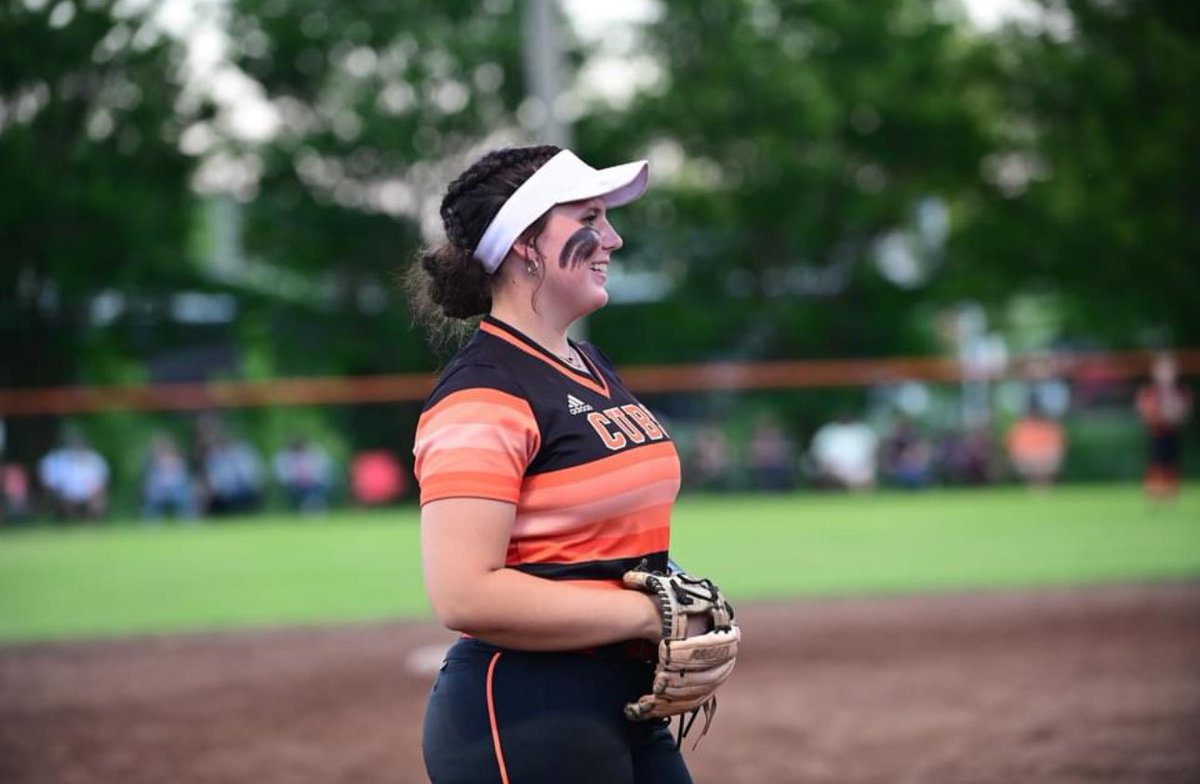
[412,383,541,625]
[420,497,515,621]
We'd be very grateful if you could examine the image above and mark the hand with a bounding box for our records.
[620,561,740,744]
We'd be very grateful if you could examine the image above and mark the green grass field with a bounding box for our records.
[1,485,1197,644]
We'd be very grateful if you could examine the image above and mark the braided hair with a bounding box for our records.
[404,145,561,347]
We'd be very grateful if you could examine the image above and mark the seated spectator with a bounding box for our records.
[686,424,734,492]
[1005,405,1066,488]
[350,450,407,506]
[810,412,879,492]
[747,414,797,492]
[274,437,333,514]
[38,429,109,521]
[141,433,197,522]
[936,424,996,486]
[879,416,934,490]
[199,434,264,516]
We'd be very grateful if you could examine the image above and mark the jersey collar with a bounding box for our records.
[480,316,612,399]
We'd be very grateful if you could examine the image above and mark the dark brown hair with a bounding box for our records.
[404,145,561,348]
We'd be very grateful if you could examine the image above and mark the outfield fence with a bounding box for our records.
[1,348,1195,416]
[1,348,1194,519]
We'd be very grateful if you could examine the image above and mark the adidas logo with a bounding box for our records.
[567,394,594,415]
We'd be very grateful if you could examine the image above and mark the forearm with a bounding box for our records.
[432,568,661,651]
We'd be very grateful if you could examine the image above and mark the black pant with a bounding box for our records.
[423,638,694,784]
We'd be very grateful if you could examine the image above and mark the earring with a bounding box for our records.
[526,260,539,276]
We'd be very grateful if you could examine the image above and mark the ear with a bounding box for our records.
[509,235,538,263]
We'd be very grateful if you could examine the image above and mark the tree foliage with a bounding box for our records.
[576,0,1199,362]
[577,0,1002,363]
[0,0,196,460]
[946,0,1200,345]
[223,0,536,377]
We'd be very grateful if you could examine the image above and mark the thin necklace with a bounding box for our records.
[558,345,586,370]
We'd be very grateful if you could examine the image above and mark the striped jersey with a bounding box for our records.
[1136,383,1191,434]
[413,316,680,584]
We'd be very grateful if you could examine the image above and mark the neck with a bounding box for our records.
[490,300,572,357]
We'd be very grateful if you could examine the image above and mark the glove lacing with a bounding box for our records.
[674,697,718,749]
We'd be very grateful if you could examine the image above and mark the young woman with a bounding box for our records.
[407,146,700,783]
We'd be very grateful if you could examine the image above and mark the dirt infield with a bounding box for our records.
[2,582,1198,784]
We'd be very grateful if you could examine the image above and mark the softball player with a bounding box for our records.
[408,146,696,783]
[1136,353,1192,502]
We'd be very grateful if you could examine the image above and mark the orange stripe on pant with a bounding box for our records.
[486,652,511,784]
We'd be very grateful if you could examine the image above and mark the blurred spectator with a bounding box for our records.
[936,424,996,486]
[879,416,934,490]
[198,433,264,516]
[38,429,109,521]
[274,437,334,514]
[1073,357,1126,409]
[350,450,407,506]
[1136,353,1192,503]
[141,433,197,522]
[1005,405,1066,488]
[686,424,734,491]
[1,462,32,523]
[747,414,797,491]
[810,412,879,491]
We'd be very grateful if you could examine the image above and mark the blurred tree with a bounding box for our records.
[578,0,1197,363]
[224,0,533,367]
[947,0,1200,347]
[574,0,1002,367]
[223,0,538,452]
[0,0,197,462]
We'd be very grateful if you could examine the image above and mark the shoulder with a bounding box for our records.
[424,336,528,412]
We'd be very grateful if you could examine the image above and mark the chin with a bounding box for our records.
[568,293,608,322]
[586,289,609,313]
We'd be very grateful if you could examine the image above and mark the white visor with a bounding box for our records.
[473,149,650,273]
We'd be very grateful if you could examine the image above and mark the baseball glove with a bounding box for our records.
[622,559,740,745]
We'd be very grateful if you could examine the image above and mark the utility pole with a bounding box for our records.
[523,1,587,338]
[522,0,573,150]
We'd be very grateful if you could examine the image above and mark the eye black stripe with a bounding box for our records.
[559,227,601,269]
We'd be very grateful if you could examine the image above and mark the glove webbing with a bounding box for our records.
[669,573,735,631]
[641,568,736,638]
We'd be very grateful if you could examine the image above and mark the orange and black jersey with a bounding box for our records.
[1136,384,1192,435]
[414,315,680,584]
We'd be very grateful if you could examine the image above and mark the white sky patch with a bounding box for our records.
[562,0,663,108]
[562,0,660,40]
[567,0,1044,35]
[959,0,1044,30]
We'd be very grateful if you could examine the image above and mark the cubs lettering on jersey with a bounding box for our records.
[586,404,668,450]
[414,316,680,584]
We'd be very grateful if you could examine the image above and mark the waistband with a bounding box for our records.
[458,636,657,663]
[571,639,658,662]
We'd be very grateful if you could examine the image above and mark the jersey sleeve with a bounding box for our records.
[413,382,542,506]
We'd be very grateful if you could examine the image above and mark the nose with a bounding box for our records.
[601,217,623,252]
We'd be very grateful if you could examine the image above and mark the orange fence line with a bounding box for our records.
[1,349,1196,417]
[620,349,1200,393]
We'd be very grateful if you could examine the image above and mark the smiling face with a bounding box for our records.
[528,196,624,323]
